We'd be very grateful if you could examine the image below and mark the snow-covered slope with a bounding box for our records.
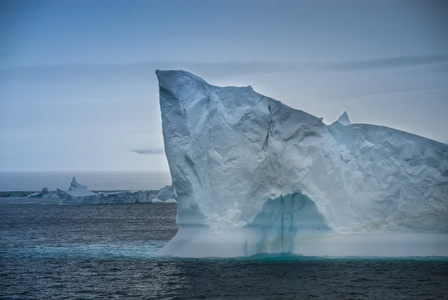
[157,70,448,257]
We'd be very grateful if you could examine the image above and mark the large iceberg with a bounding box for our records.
[156,70,448,257]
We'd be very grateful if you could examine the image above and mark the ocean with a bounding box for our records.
[0,171,172,191]
[1,201,447,299]
[1,172,447,299]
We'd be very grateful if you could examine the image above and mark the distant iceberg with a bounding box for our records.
[57,177,177,205]
[156,70,448,257]
[28,187,59,199]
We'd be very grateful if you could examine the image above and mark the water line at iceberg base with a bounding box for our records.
[156,192,448,258]
[155,70,448,258]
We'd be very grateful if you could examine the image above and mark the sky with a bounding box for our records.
[1,0,447,171]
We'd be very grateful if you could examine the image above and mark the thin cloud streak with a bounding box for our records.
[2,53,447,78]
[132,149,164,155]
[310,54,448,71]
[336,85,448,103]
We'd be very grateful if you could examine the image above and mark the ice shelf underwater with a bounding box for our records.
[156,70,448,257]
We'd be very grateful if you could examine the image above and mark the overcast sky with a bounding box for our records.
[1,0,447,171]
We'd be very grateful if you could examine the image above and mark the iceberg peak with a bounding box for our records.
[66,177,96,196]
[333,111,351,126]
[70,177,78,188]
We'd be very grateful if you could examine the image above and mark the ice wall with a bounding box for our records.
[157,70,448,257]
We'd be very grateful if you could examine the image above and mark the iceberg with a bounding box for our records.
[27,187,59,199]
[58,177,177,205]
[156,70,448,257]
[152,185,177,203]
[62,177,97,197]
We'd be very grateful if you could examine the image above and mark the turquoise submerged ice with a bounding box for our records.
[156,70,448,257]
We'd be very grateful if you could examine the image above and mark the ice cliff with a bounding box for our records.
[156,70,448,257]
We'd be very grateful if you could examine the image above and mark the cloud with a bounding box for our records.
[132,149,164,155]
[2,53,447,81]
[337,85,448,103]
[0,60,295,79]
[308,53,448,72]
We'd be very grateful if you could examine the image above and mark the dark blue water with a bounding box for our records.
[1,202,447,299]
